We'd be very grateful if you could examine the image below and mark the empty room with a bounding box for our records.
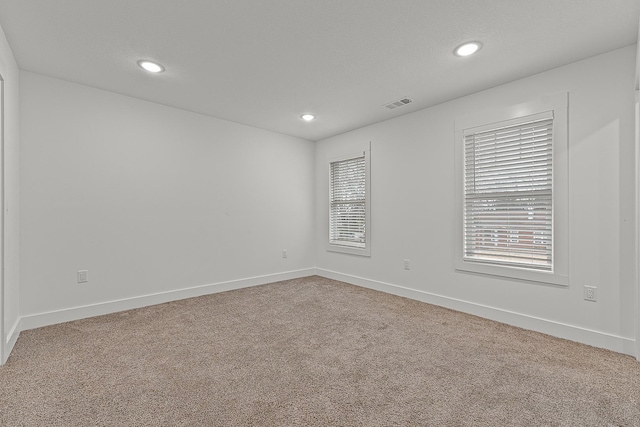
[0,1,639,425]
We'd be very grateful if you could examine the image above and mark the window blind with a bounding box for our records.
[330,154,366,248]
[463,111,553,271]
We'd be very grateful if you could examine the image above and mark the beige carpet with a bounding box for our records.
[1,276,638,426]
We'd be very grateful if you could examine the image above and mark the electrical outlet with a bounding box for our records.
[403,259,410,270]
[584,285,597,302]
[282,249,288,259]
[77,270,88,283]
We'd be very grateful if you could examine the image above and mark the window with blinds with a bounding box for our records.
[330,154,366,249]
[463,111,553,271]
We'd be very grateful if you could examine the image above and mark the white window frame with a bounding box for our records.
[454,93,568,286]
[326,149,371,256]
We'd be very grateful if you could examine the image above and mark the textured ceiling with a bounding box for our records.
[0,0,638,141]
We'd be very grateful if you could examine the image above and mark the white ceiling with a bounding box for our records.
[0,1,638,141]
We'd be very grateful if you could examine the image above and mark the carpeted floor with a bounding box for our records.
[0,276,638,426]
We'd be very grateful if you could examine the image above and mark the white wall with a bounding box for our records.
[636,89,640,360]
[19,72,315,327]
[12,44,640,360]
[0,22,20,364]
[316,45,638,356]
[635,33,640,360]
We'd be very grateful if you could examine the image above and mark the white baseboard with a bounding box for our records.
[19,268,317,333]
[10,267,637,361]
[317,268,637,357]
[3,318,21,365]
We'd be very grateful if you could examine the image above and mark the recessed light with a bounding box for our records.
[137,60,165,73]
[454,41,482,57]
[301,114,316,121]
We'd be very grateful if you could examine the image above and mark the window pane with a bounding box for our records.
[330,155,366,248]
[463,115,553,271]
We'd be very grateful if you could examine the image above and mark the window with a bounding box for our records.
[455,94,568,285]
[327,150,371,256]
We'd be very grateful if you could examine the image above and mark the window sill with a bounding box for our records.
[326,243,371,257]
[455,258,568,286]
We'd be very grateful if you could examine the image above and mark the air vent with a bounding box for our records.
[383,97,413,110]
